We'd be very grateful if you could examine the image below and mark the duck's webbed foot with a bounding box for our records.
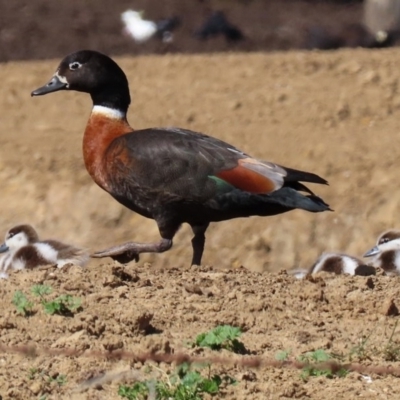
[112,251,140,264]
[90,238,173,264]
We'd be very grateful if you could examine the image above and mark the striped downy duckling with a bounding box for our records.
[364,230,400,276]
[0,224,89,276]
[292,252,376,279]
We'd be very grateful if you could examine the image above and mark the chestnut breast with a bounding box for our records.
[83,113,132,190]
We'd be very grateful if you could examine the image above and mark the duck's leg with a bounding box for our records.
[190,223,209,266]
[91,222,178,263]
[91,238,173,263]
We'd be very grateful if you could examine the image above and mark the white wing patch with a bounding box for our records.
[12,258,27,271]
[0,272,9,279]
[0,253,12,272]
[34,243,58,263]
[341,257,359,275]
[239,159,286,189]
[393,252,400,275]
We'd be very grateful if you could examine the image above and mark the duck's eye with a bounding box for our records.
[69,62,82,71]
[380,238,389,244]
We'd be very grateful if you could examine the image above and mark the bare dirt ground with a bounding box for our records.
[1,48,400,398]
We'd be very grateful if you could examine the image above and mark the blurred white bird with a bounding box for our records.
[121,10,157,43]
[121,10,181,43]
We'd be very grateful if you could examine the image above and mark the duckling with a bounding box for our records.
[311,252,376,276]
[0,224,89,274]
[364,230,400,276]
[291,252,376,279]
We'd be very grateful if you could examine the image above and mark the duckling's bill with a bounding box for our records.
[0,243,9,253]
[363,246,380,257]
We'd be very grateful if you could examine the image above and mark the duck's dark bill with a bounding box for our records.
[363,246,379,258]
[0,243,9,253]
[31,75,67,96]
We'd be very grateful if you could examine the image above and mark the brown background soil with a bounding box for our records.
[1,47,400,399]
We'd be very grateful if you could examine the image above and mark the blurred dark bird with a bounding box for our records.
[194,11,244,42]
[31,50,330,267]
[364,0,400,43]
[304,23,395,50]
[155,16,181,42]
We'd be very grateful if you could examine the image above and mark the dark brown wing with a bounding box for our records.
[104,127,287,200]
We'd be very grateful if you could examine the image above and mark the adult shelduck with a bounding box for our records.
[0,224,89,276]
[31,50,330,266]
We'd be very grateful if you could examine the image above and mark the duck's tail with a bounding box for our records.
[281,166,328,186]
[263,186,332,214]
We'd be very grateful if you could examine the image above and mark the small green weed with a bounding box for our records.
[26,367,67,394]
[12,290,34,316]
[382,320,400,361]
[298,349,348,381]
[348,329,376,362]
[340,321,400,363]
[118,382,149,400]
[275,349,291,362]
[48,374,67,386]
[28,367,38,380]
[12,285,81,317]
[118,363,236,400]
[42,294,81,315]
[31,284,53,298]
[31,284,81,315]
[194,325,247,354]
